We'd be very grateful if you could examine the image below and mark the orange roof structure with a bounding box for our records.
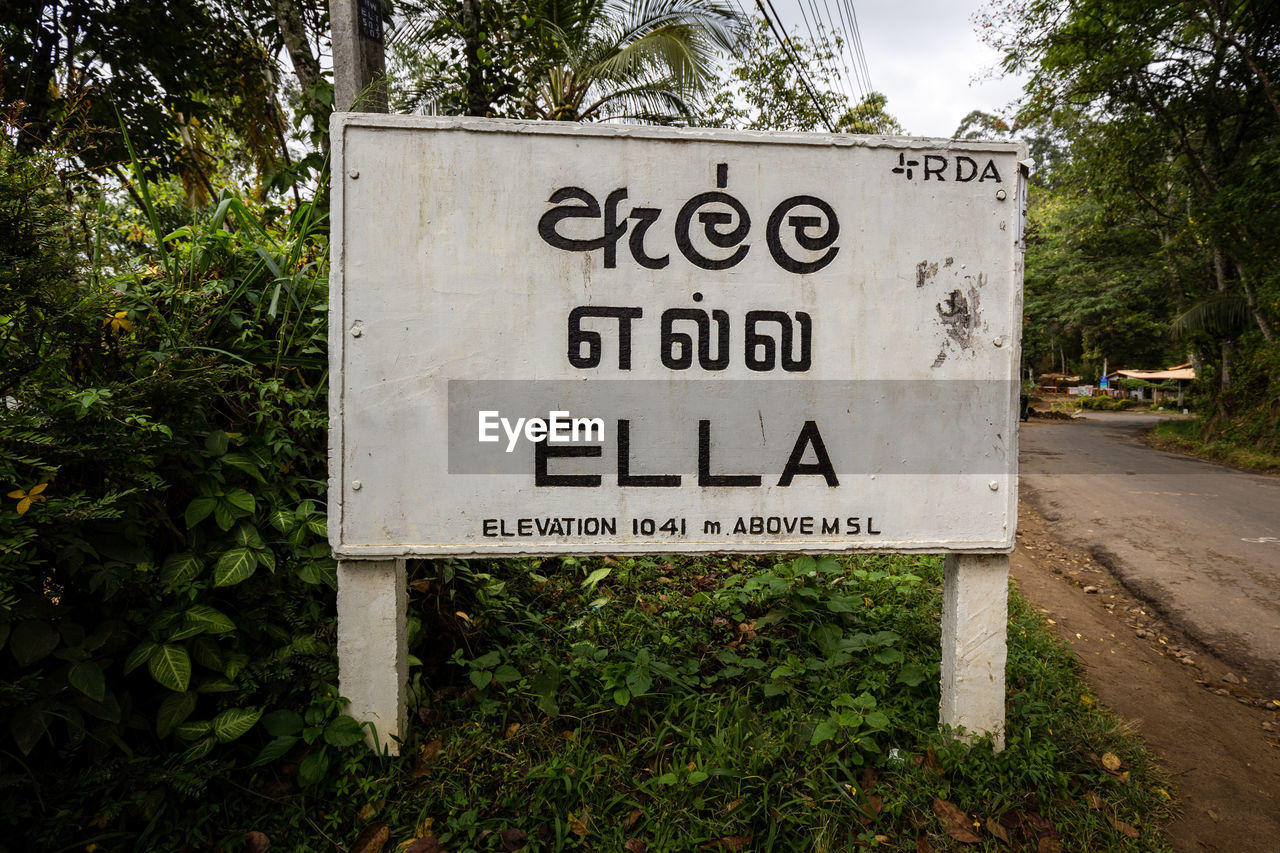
[1114,362,1195,381]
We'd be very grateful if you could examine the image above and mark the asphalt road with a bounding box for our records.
[1019,411,1280,694]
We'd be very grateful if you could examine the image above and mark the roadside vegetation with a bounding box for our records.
[1149,419,1280,474]
[979,0,1280,455]
[0,136,1176,852]
[4,0,1276,849]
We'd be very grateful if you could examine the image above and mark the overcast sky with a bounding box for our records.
[771,0,1029,138]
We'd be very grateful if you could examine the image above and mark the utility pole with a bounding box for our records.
[331,0,403,755]
[332,0,388,112]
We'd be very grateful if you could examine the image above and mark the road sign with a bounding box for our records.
[330,115,1025,558]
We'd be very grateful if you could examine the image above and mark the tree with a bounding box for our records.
[702,15,903,134]
[952,109,1067,185]
[1,0,336,204]
[984,0,1278,347]
[392,0,743,123]
[982,0,1279,433]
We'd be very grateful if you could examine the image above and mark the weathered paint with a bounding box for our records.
[336,558,407,753]
[329,115,1025,558]
[940,552,1009,750]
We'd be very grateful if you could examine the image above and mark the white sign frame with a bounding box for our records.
[329,115,1025,560]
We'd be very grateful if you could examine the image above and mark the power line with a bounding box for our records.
[823,0,862,97]
[796,0,851,103]
[755,0,836,132]
[807,0,857,103]
[843,0,873,93]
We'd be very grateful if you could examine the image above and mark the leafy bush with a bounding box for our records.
[1079,396,1136,411]
[366,553,1173,852]
[0,143,367,848]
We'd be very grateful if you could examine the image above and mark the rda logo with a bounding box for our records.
[478,410,605,453]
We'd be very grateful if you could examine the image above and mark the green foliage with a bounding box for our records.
[1151,415,1280,471]
[1022,185,1181,377]
[344,552,1173,851]
[393,0,744,123]
[1079,396,1137,411]
[0,142,366,848]
[985,0,1279,422]
[701,16,903,134]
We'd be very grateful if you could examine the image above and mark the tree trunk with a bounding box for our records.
[1234,262,1275,343]
[273,0,322,96]
[1212,247,1231,393]
[461,0,489,116]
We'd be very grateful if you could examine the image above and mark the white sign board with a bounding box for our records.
[330,116,1024,557]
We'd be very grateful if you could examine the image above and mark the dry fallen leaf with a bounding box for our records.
[498,828,528,851]
[1110,816,1140,838]
[403,838,446,853]
[1085,791,1104,810]
[932,798,981,844]
[350,822,390,853]
[242,830,270,853]
[915,837,934,853]
[705,835,753,850]
[568,811,589,838]
[1100,752,1122,771]
[1037,837,1062,853]
[358,802,380,822]
[624,840,647,853]
[626,807,644,828]
[985,817,1010,843]
[504,723,521,739]
[422,738,444,760]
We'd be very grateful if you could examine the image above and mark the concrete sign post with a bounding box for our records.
[330,115,1026,752]
[330,0,400,753]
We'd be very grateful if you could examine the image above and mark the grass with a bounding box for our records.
[222,553,1176,852]
[1149,418,1280,473]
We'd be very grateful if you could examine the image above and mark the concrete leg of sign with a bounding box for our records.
[337,558,407,754]
[940,552,1009,752]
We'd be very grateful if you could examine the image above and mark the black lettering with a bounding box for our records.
[822,517,840,534]
[923,155,947,181]
[483,519,499,537]
[745,311,811,372]
[627,207,669,269]
[537,187,628,266]
[766,195,839,273]
[675,168,750,270]
[697,420,761,487]
[978,160,1003,182]
[846,517,861,534]
[777,421,838,486]
[538,187,600,251]
[868,517,881,535]
[535,440,602,487]
[568,306,642,369]
[661,308,729,371]
[617,420,680,487]
[955,156,978,182]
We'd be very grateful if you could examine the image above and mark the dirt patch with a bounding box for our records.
[1011,500,1280,852]
[1029,409,1077,421]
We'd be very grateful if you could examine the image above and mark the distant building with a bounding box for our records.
[1109,363,1195,405]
